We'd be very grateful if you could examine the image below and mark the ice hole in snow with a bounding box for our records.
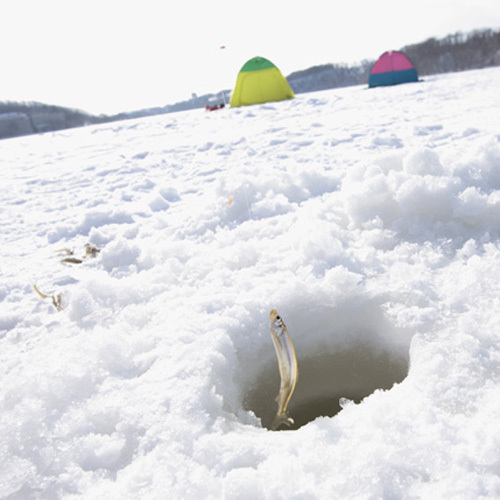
[244,343,409,430]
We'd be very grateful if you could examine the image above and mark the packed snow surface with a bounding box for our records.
[1,68,500,499]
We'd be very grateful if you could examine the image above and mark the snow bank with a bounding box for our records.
[1,68,500,498]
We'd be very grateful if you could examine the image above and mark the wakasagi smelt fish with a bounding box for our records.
[269,309,298,430]
[32,284,63,311]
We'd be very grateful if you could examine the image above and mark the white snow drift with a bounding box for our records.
[1,67,500,499]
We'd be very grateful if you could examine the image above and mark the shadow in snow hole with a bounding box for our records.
[244,343,409,430]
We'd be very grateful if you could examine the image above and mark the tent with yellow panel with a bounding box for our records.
[230,56,295,108]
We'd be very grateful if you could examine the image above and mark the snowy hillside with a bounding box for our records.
[1,67,500,499]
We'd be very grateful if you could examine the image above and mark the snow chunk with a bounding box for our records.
[100,238,141,272]
[148,195,169,212]
[403,148,444,176]
[158,186,181,202]
[75,433,127,471]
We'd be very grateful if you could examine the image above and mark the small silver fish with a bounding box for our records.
[56,243,100,264]
[60,257,83,265]
[84,243,101,257]
[32,284,64,311]
[269,309,298,430]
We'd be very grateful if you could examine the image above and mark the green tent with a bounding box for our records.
[230,57,295,108]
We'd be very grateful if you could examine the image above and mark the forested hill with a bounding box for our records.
[402,29,500,75]
[0,101,104,140]
[0,28,499,140]
[286,28,500,93]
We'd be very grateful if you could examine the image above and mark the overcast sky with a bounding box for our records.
[1,0,499,115]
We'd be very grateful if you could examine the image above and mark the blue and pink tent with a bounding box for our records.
[368,51,418,88]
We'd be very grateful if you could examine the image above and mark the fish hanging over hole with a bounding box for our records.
[269,309,298,430]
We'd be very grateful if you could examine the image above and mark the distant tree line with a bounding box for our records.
[287,61,373,94]
[0,28,498,140]
[0,101,106,139]
[0,101,97,127]
[288,28,500,94]
[401,29,500,75]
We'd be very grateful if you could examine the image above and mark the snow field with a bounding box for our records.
[0,67,500,498]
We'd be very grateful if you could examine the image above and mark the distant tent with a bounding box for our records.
[368,51,418,88]
[230,56,295,107]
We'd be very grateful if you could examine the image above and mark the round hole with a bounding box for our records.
[244,343,409,430]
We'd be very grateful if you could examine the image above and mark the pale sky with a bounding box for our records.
[1,0,499,115]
